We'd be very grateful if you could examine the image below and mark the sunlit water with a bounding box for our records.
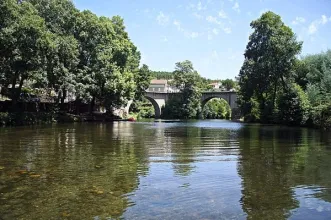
[1,120,331,219]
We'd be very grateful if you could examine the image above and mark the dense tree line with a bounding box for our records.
[0,0,151,113]
[238,11,331,129]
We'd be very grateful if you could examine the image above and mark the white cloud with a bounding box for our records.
[232,2,240,13]
[161,36,168,42]
[308,15,330,35]
[206,15,219,24]
[173,19,200,39]
[190,32,199,39]
[207,28,219,40]
[206,16,232,34]
[308,23,317,34]
[193,12,203,19]
[223,27,232,34]
[197,1,203,11]
[208,33,213,40]
[218,10,227,19]
[173,20,182,30]
[212,28,219,35]
[157,12,169,26]
[211,50,219,59]
[321,15,328,24]
[188,1,207,11]
[292,17,306,25]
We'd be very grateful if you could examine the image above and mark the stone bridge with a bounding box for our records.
[125,91,240,119]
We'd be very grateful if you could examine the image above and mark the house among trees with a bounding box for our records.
[147,79,179,93]
[208,82,222,90]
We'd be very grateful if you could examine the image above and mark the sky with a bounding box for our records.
[73,0,331,80]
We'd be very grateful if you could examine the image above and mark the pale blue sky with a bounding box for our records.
[73,0,331,79]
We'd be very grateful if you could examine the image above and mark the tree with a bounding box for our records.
[134,64,152,100]
[27,0,80,105]
[238,11,302,123]
[202,98,231,119]
[221,79,236,91]
[171,60,202,119]
[0,0,50,108]
[277,83,310,125]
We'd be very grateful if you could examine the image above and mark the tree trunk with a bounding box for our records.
[75,98,81,115]
[11,75,24,112]
[90,96,95,115]
[61,89,67,111]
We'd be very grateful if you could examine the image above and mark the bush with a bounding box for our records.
[310,104,331,129]
[243,97,261,122]
[0,112,56,126]
[277,83,310,126]
[0,112,10,126]
[137,106,155,118]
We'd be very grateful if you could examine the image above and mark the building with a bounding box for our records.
[208,82,222,90]
[147,79,180,93]
[148,79,167,92]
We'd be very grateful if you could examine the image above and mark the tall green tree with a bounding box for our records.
[134,64,152,100]
[162,60,202,119]
[0,0,50,107]
[27,0,80,104]
[238,11,302,122]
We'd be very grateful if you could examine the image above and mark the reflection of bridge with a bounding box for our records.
[126,91,240,119]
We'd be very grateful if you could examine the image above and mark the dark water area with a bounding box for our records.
[1,120,331,219]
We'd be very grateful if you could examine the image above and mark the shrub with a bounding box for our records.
[277,83,310,126]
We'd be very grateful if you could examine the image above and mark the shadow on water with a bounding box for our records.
[1,121,331,219]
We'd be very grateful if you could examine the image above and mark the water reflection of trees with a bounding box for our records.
[237,125,331,219]
[0,123,150,219]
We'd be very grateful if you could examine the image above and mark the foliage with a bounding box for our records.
[202,98,231,119]
[221,79,236,91]
[0,0,51,106]
[238,11,302,123]
[151,71,173,80]
[309,104,331,129]
[129,97,155,118]
[277,83,310,126]
[0,0,146,115]
[0,112,55,126]
[134,64,152,100]
[162,60,202,119]
[302,50,331,129]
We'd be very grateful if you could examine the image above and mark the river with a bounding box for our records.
[0,120,331,219]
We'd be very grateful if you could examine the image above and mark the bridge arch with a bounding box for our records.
[126,93,166,119]
[144,96,162,119]
[201,97,232,119]
[201,92,239,119]
[124,91,239,119]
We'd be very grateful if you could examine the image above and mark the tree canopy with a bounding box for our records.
[0,0,149,113]
[238,11,302,123]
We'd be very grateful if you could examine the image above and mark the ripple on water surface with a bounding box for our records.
[1,121,331,219]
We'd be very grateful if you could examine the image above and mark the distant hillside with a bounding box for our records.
[151,71,174,80]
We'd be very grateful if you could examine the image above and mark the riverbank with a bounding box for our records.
[0,112,131,127]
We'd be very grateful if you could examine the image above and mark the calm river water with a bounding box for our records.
[1,120,331,219]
